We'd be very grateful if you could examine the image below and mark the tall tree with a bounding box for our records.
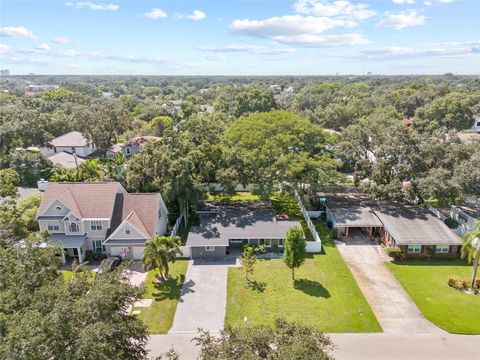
[0,168,19,198]
[461,221,480,289]
[240,246,257,282]
[283,226,306,280]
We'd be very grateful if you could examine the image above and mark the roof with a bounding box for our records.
[374,204,462,246]
[186,202,301,247]
[455,205,480,219]
[402,117,414,127]
[48,152,86,169]
[37,182,121,219]
[49,131,90,147]
[49,234,87,248]
[325,193,383,227]
[124,136,161,148]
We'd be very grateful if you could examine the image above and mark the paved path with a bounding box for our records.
[336,235,444,334]
[147,333,480,359]
[169,258,236,334]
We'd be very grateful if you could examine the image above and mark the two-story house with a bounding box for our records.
[36,182,169,263]
[40,131,95,158]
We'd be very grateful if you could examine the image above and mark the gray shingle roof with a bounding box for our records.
[186,203,301,247]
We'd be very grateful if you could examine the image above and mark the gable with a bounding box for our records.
[39,199,70,218]
[107,220,149,241]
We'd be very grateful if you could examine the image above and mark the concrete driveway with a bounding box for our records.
[336,234,444,334]
[169,258,237,334]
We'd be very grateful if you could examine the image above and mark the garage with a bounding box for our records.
[132,246,144,260]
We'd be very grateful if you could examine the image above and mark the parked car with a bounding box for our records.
[96,257,122,275]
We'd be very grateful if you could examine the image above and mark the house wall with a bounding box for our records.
[398,244,461,255]
[451,206,477,232]
[123,145,141,157]
[191,246,226,258]
[40,144,95,157]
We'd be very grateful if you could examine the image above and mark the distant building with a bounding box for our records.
[108,136,161,158]
[47,152,86,169]
[25,84,59,93]
[402,117,414,127]
[0,69,10,76]
[471,115,480,133]
[40,131,95,158]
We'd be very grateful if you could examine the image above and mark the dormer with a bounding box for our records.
[64,212,84,235]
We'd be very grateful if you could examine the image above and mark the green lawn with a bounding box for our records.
[386,261,480,334]
[270,193,314,241]
[133,260,189,334]
[225,234,381,332]
[207,191,261,202]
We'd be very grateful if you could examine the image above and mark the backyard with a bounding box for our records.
[132,259,189,333]
[225,227,381,332]
[387,261,480,334]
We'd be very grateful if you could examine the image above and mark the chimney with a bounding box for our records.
[37,179,48,192]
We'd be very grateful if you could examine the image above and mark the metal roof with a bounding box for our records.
[49,234,87,248]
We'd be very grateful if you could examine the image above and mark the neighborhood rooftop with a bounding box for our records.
[186,202,301,247]
[47,152,86,169]
[49,131,90,147]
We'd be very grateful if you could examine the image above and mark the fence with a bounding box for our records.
[426,204,448,221]
[293,189,322,252]
[170,214,191,258]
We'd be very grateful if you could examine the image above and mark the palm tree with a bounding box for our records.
[461,220,480,289]
[142,235,181,280]
[77,159,102,181]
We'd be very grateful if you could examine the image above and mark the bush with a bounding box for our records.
[432,252,461,260]
[386,247,402,259]
[447,277,480,294]
[444,218,459,229]
[85,250,107,262]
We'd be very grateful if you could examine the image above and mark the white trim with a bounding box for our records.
[205,246,215,251]
[36,198,71,219]
[407,244,422,253]
[105,218,148,241]
[435,244,450,254]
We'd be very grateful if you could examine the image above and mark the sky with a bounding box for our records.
[0,0,479,75]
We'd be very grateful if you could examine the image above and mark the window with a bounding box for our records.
[258,239,265,246]
[126,148,131,155]
[69,222,79,233]
[278,239,284,247]
[53,147,57,153]
[125,224,131,235]
[55,206,62,210]
[265,239,271,247]
[91,221,102,231]
[407,244,422,253]
[47,221,59,231]
[435,244,450,254]
[205,246,215,251]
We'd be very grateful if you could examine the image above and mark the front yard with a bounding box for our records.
[225,235,381,332]
[133,260,189,334]
[386,261,480,334]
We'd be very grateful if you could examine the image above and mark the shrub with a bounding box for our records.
[85,250,107,262]
[386,247,402,259]
[444,218,459,229]
[432,253,461,260]
[447,277,458,287]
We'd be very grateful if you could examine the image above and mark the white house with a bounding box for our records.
[36,182,169,263]
[40,131,95,158]
[472,115,480,133]
[451,205,480,237]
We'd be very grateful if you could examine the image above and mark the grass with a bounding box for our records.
[386,261,480,334]
[225,231,381,333]
[206,191,261,202]
[133,260,189,334]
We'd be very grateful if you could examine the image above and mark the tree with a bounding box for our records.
[6,149,52,187]
[142,236,181,280]
[283,226,306,280]
[0,237,149,359]
[222,111,339,199]
[193,319,334,360]
[461,221,480,289]
[0,168,19,198]
[240,246,257,281]
[77,159,103,181]
[233,83,277,117]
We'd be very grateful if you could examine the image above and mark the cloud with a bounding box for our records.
[393,0,415,3]
[198,44,296,55]
[377,9,427,29]
[66,2,119,11]
[331,40,480,60]
[205,55,226,61]
[177,10,206,21]
[36,44,50,50]
[144,8,167,19]
[0,26,39,40]
[293,0,376,20]
[0,44,11,53]
[54,36,73,45]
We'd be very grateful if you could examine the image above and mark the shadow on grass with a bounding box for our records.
[294,278,331,298]
[152,274,189,302]
[246,279,267,293]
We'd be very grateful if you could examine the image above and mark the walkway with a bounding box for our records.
[336,233,444,334]
[168,257,237,334]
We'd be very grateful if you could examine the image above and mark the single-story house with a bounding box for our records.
[324,193,463,255]
[186,202,301,259]
[47,151,86,169]
[40,131,95,157]
[36,182,168,263]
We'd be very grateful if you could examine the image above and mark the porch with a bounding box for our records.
[49,234,88,264]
